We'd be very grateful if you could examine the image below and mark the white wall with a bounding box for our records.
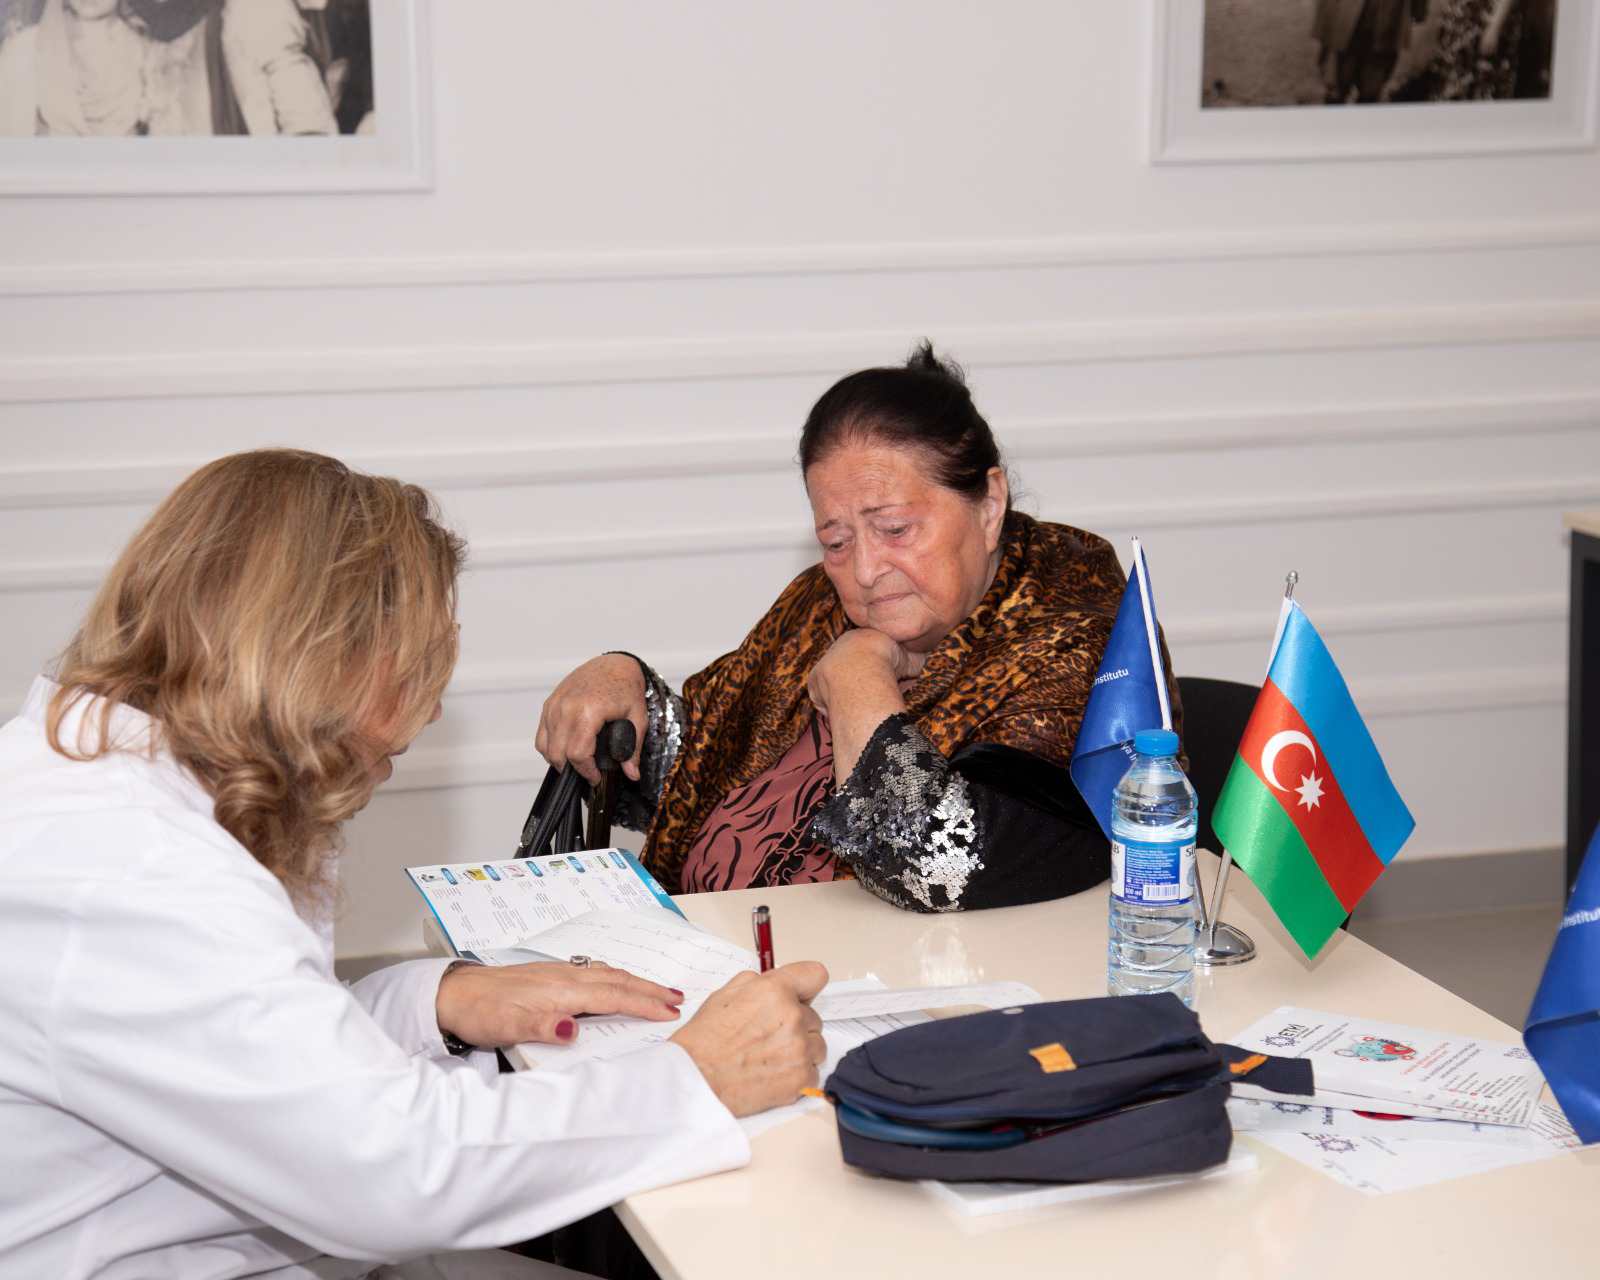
[2,1,1597,957]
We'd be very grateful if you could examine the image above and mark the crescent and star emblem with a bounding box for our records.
[1259,730,1326,811]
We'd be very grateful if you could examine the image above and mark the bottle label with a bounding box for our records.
[1110,837,1196,905]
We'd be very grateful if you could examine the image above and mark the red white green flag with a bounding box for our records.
[1211,600,1414,958]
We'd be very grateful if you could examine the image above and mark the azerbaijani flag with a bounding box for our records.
[1211,600,1414,958]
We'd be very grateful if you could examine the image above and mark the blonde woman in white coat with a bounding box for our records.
[0,449,826,1280]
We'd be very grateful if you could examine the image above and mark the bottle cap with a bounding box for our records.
[1133,728,1179,757]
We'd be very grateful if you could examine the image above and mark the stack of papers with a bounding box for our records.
[497,907,1042,1077]
[923,1148,1259,1218]
[405,850,1044,1082]
[1226,1006,1584,1194]
[404,857,1049,1140]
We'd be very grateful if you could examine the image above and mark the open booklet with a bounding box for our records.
[405,848,681,963]
[401,856,1041,1076]
[487,906,1043,1074]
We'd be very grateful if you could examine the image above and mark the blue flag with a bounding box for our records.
[1070,537,1172,840]
[1524,825,1600,1144]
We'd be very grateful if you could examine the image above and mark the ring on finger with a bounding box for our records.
[570,955,592,969]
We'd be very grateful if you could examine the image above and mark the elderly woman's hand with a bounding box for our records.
[669,962,829,1116]
[807,629,927,781]
[536,653,647,784]
[435,959,683,1048]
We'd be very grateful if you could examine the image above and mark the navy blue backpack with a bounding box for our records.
[823,994,1311,1183]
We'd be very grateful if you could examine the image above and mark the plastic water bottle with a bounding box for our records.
[1107,728,1198,1006]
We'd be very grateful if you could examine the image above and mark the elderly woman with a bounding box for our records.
[0,450,825,1279]
[539,345,1181,913]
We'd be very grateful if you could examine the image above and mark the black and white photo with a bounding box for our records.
[1152,0,1597,162]
[1201,0,1557,109]
[0,0,425,192]
[0,0,374,136]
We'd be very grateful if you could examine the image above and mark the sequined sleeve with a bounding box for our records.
[607,653,684,835]
[807,714,1109,913]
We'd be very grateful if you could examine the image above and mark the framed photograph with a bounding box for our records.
[1152,0,1600,163]
[0,0,430,193]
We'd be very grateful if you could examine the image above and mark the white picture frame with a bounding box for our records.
[0,0,430,194]
[1151,0,1600,164]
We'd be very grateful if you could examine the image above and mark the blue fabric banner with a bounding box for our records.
[1070,539,1170,840]
[1524,824,1600,1144]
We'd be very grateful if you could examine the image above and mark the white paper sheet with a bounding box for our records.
[1243,1102,1583,1195]
[1229,1081,1536,1124]
[810,981,1042,1021]
[922,1148,1259,1217]
[1227,1005,1545,1126]
[1227,1096,1578,1148]
[503,908,758,1003]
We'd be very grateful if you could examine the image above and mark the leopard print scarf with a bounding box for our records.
[641,512,1134,890]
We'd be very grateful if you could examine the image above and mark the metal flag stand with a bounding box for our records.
[1194,569,1299,967]
[1194,855,1256,967]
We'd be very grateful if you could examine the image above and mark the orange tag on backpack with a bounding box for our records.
[1228,1053,1268,1076]
[1028,1043,1077,1073]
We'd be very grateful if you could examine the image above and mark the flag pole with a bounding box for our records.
[1137,537,1209,938]
[1196,571,1297,968]
[1196,853,1255,966]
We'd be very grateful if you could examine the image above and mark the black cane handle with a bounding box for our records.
[594,719,637,773]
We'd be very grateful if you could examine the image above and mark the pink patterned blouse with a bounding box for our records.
[679,713,840,892]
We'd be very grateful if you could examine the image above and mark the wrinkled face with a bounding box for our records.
[806,442,1007,653]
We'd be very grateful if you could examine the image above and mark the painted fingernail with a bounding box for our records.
[555,1019,577,1041]
[666,1005,681,1015]
[669,989,685,999]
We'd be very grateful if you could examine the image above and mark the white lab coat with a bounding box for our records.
[0,679,748,1279]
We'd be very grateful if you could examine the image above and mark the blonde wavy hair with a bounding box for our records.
[49,449,466,910]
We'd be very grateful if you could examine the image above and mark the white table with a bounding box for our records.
[615,859,1599,1280]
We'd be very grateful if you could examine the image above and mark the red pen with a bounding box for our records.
[752,904,774,972]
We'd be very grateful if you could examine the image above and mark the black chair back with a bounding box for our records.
[1175,676,1258,856]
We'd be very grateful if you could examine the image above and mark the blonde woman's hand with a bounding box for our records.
[436,960,683,1048]
[669,962,829,1117]
[535,653,648,784]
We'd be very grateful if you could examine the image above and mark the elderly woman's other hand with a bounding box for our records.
[435,959,683,1048]
[536,653,647,784]
[807,629,927,780]
[669,962,829,1116]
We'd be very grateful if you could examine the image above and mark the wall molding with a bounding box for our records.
[2,391,1597,512]
[5,469,1596,593]
[246,471,1600,560]
[3,302,1600,405]
[3,218,1599,297]
[380,664,1563,795]
[2,609,1562,730]
[432,588,1565,696]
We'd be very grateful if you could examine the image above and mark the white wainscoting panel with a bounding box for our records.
[3,1,1598,957]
